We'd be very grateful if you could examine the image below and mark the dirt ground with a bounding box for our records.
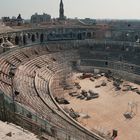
[61,72,140,140]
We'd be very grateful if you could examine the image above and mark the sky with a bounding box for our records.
[0,0,140,19]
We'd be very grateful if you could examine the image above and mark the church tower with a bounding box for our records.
[59,0,65,20]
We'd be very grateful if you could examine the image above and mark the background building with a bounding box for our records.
[30,13,51,24]
[59,0,66,20]
[2,14,24,26]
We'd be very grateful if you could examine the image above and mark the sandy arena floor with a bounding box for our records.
[61,72,140,140]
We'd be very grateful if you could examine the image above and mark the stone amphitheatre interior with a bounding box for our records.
[0,0,140,140]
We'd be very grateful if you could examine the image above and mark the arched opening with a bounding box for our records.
[4,37,7,42]
[119,56,123,61]
[31,34,35,42]
[105,61,108,66]
[15,36,19,45]
[40,33,44,43]
[23,35,27,45]
[128,24,131,27]
[135,35,139,41]
[28,33,31,39]
[130,66,134,70]
[0,38,3,44]
[87,32,92,38]
[7,37,11,41]
[92,32,95,38]
[36,32,39,39]
[69,30,73,38]
[121,46,125,51]
[77,33,82,40]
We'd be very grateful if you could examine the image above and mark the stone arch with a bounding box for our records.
[69,31,73,38]
[36,32,39,39]
[0,38,3,44]
[31,34,36,42]
[15,36,19,45]
[92,32,95,37]
[105,61,108,66]
[121,45,125,51]
[77,33,82,40]
[7,36,11,41]
[40,33,44,43]
[87,32,92,38]
[3,37,7,42]
[128,24,131,27]
[28,33,31,39]
[135,35,139,41]
[23,34,27,45]
[119,55,123,61]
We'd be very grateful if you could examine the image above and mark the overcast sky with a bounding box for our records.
[0,0,140,19]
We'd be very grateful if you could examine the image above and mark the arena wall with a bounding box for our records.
[0,26,140,140]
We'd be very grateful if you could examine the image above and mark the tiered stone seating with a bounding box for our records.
[0,45,105,140]
[15,60,77,140]
[0,45,49,96]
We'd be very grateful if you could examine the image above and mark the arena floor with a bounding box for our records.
[61,72,140,140]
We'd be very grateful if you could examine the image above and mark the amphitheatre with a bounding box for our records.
[0,13,140,140]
